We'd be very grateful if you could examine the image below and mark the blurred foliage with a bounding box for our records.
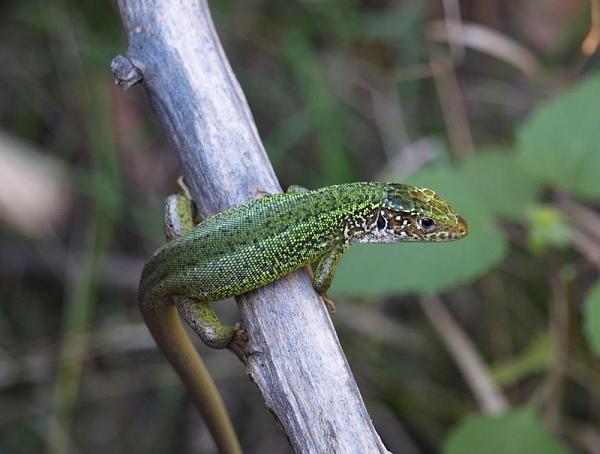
[1,0,600,453]
[518,75,600,199]
[444,408,566,454]
[526,205,572,254]
[491,333,553,387]
[584,282,600,356]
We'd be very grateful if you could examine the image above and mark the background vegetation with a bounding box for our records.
[1,1,599,453]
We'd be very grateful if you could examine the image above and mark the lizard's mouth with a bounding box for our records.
[425,215,469,242]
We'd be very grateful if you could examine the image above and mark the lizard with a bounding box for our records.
[138,181,469,454]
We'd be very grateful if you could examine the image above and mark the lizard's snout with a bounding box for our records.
[455,215,469,238]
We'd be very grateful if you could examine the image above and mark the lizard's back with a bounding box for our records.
[140,182,385,303]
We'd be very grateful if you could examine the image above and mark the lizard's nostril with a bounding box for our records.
[456,215,469,236]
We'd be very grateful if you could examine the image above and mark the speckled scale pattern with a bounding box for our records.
[380,184,468,242]
[139,182,468,306]
[141,183,382,304]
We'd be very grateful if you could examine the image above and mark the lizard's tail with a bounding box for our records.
[140,298,242,454]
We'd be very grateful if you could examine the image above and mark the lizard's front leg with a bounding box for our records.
[312,244,348,313]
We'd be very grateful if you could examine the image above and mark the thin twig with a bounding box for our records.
[557,195,600,270]
[530,255,569,433]
[419,294,509,414]
[427,0,474,159]
[427,21,540,76]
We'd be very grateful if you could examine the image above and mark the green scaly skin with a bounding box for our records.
[139,181,469,454]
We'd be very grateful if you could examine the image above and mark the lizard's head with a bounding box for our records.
[358,183,469,243]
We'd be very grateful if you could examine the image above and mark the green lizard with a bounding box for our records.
[139,181,469,454]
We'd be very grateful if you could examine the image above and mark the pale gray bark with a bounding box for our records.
[112,1,389,452]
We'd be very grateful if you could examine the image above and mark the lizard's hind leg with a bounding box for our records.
[178,299,238,349]
[164,187,243,352]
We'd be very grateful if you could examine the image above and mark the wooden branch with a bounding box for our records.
[111,1,389,452]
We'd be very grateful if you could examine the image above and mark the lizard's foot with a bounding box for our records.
[176,176,194,200]
[322,295,336,314]
[227,323,251,362]
[255,188,274,198]
[178,299,236,349]
[286,185,310,194]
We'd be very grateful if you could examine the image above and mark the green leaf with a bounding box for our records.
[331,164,507,296]
[460,150,542,220]
[444,408,566,454]
[583,281,600,355]
[518,74,600,199]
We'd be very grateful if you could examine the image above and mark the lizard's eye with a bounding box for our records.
[376,216,387,230]
[420,217,436,231]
